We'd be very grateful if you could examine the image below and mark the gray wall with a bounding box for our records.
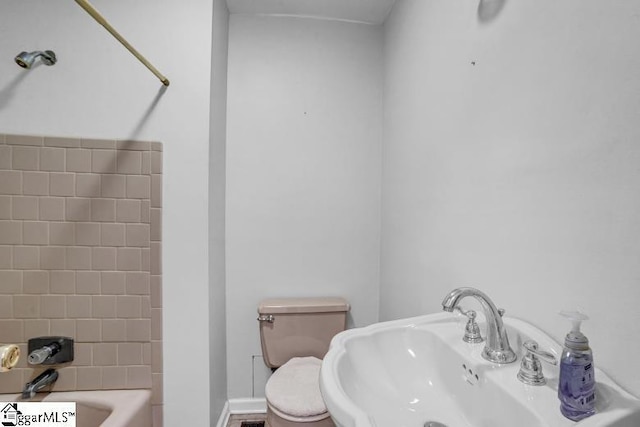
[225,14,383,399]
[0,0,219,425]
[210,0,230,422]
[381,0,640,397]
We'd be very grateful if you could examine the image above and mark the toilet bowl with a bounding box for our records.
[257,297,350,427]
[265,357,334,427]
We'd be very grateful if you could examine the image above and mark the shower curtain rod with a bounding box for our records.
[74,0,170,86]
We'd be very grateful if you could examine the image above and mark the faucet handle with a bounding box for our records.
[27,337,74,365]
[498,308,505,317]
[454,307,484,343]
[523,340,556,364]
[517,340,557,386]
[454,306,469,316]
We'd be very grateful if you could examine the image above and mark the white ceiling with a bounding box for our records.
[226,0,398,24]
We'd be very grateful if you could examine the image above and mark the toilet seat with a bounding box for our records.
[265,356,329,421]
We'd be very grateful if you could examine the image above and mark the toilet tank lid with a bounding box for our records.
[258,297,350,314]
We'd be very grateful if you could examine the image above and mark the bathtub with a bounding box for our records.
[0,389,151,427]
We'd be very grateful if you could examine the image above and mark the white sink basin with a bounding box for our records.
[320,312,640,427]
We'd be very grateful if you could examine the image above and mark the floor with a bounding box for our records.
[226,413,268,427]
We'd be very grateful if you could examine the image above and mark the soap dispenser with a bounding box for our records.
[558,311,596,421]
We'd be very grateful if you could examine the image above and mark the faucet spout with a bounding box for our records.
[442,287,517,364]
[22,368,58,399]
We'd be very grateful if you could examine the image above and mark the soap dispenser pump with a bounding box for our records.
[558,311,596,421]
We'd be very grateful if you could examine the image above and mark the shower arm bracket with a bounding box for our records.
[74,0,170,86]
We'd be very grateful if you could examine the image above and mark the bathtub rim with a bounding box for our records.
[0,388,151,427]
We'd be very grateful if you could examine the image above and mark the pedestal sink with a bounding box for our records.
[320,312,640,427]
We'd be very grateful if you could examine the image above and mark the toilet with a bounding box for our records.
[257,297,350,427]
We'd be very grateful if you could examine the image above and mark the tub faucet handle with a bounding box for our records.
[28,343,60,365]
[27,336,74,365]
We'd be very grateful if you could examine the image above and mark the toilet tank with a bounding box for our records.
[258,297,350,369]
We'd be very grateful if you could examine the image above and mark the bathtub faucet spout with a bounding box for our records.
[442,287,517,364]
[22,368,58,399]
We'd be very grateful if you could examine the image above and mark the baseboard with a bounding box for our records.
[215,400,230,427]
[215,398,267,427]
[229,397,267,414]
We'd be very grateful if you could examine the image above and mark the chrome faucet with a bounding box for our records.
[442,287,517,364]
[22,368,58,399]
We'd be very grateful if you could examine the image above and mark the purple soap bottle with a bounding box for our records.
[558,311,596,421]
